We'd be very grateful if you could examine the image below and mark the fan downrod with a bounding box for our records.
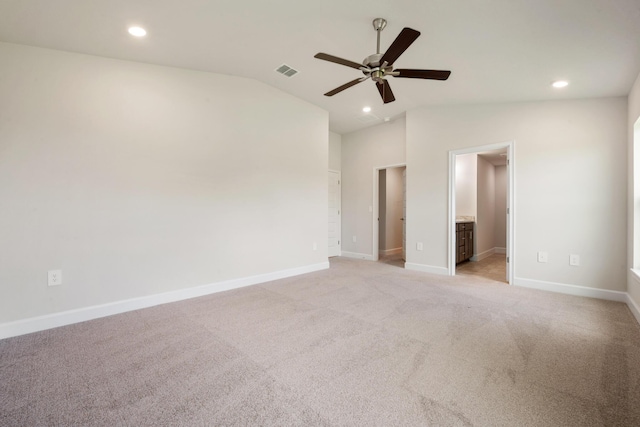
[372,18,387,54]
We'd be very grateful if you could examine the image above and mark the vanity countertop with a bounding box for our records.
[455,216,475,223]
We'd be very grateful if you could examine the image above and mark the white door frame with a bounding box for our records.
[328,169,342,257]
[448,141,515,284]
[373,163,407,262]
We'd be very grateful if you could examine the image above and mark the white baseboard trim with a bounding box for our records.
[0,262,330,340]
[513,277,627,303]
[380,247,402,256]
[470,248,495,262]
[627,293,640,325]
[470,247,507,262]
[627,270,640,325]
[405,263,449,276]
[340,251,374,261]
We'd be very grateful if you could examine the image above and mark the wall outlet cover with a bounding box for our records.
[537,251,548,263]
[48,270,62,286]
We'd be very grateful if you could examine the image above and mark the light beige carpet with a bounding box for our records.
[1,256,639,426]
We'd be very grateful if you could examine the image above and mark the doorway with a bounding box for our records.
[448,142,514,284]
[373,164,406,267]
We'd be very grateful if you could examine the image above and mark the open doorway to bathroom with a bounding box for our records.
[449,142,514,284]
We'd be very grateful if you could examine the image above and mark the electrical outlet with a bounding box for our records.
[313,242,317,251]
[569,254,580,266]
[48,270,62,286]
[537,251,548,263]
[352,236,357,243]
[368,206,372,212]
[416,242,424,251]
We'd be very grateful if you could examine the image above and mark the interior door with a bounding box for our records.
[505,153,510,283]
[402,168,406,261]
[328,171,341,257]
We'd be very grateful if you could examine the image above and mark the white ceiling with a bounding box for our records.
[1,0,639,134]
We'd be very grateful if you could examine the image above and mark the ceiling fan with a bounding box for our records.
[314,18,451,104]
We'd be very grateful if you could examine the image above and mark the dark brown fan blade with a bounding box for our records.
[314,53,364,70]
[376,80,396,104]
[394,69,451,80]
[324,78,366,96]
[379,28,420,66]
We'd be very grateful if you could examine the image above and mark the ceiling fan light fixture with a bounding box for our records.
[552,80,569,88]
[128,26,147,37]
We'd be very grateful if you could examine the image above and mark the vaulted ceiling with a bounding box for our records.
[1,0,639,134]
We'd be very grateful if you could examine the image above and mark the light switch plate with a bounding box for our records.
[569,254,580,266]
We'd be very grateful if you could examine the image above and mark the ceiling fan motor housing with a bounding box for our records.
[363,53,383,68]
[363,54,393,82]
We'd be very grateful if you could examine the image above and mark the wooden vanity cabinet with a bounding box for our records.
[456,222,474,264]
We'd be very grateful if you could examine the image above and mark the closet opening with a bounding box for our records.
[373,164,406,268]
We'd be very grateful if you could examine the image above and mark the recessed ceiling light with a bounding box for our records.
[552,80,569,88]
[128,26,147,37]
[362,106,371,113]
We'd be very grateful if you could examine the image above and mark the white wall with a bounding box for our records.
[494,165,507,249]
[455,154,477,217]
[341,118,405,258]
[629,71,640,307]
[407,98,627,290]
[0,42,329,325]
[476,155,496,255]
[329,131,341,171]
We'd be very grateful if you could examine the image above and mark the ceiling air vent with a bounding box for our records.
[275,64,299,77]
[357,114,381,123]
